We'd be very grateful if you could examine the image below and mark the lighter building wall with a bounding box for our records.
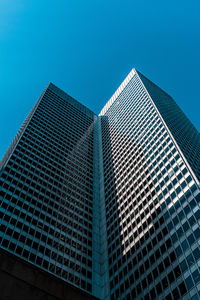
[100,70,200,299]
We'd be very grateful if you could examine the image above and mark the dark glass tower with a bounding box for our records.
[0,83,100,299]
[1,69,200,300]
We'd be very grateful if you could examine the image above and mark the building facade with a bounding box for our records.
[0,83,100,299]
[0,69,200,300]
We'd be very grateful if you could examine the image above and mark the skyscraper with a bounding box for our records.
[0,69,200,300]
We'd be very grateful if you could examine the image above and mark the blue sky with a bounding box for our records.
[0,0,200,159]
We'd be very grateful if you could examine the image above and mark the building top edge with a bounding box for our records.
[47,82,97,118]
[136,71,173,100]
[99,68,136,116]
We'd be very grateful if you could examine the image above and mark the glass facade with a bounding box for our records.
[0,83,98,296]
[100,70,200,300]
[137,71,200,182]
[0,70,200,299]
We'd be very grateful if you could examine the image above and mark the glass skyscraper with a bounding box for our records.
[0,69,200,300]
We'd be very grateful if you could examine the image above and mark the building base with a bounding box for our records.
[0,248,99,300]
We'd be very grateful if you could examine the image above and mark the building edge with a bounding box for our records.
[0,83,51,171]
[99,69,136,116]
[135,69,200,188]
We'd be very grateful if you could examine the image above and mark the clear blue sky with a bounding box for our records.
[0,0,200,160]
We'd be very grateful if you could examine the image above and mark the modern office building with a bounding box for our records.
[0,69,200,300]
